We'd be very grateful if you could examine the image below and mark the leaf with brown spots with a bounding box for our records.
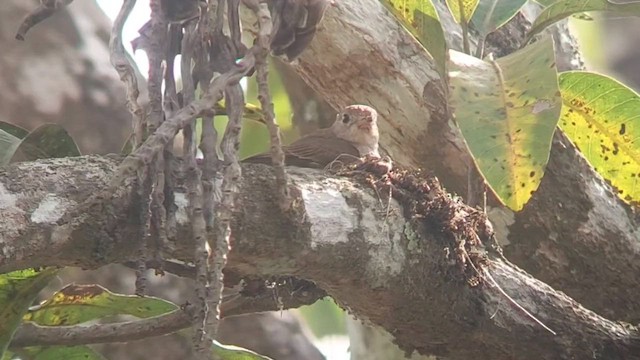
[448,35,561,210]
[559,71,640,205]
[23,284,177,326]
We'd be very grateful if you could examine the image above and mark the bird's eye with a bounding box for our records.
[342,113,350,124]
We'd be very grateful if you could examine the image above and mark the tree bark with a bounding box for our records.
[280,0,640,324]
[1,156,639,359]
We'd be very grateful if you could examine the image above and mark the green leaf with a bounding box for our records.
[448,35,561,210]
[381,0,447,77]
[0,130,22,166]
[11,124,80,163]
[0,268,58,356]
[470,0,528,37]
[527,0,640,43]
[213,341,273,360]
[0,122,29,139]
[446,0,480,23]
[16,346,106,360]
[24,284,178,326]
[558,71,640,204]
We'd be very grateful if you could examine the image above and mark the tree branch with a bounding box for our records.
[15,0,74,41]
[10,278,326,348]
[11,308,193,348]
[1,155,639,359]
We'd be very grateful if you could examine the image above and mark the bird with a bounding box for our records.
[243,104,380,168]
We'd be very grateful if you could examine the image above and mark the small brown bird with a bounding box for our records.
[244,105,380,168]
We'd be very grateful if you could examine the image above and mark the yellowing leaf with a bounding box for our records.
[382,0,446,77]
[559,71,640,204]
[448,35,561,210]
[24,284,177,326]
[446,0,480,23]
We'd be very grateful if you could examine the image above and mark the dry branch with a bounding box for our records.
[245,0,290,210]
[15,0,74,40]
[109,0,145,149]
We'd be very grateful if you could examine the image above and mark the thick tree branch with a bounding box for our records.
[1,156,639,359]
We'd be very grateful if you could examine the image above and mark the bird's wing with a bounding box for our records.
[243,129,361,168]
[284,131,361,167]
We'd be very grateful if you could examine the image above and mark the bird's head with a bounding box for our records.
[331,105,379,155]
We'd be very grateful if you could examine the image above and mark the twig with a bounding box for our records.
[147,2,167,134]
[109,0,151,295]
[15,0,74,40]
[11,279,327,347]
[179,17,211,355]
[162,25,183,248]
[245,0,290,210]
[123,260,195,278]
[474,36,486,59]
[208,82,244,347]
[11,306,194,347]
[462,232,556,335]
[145,0,171,287]
[199,12,219,234]
[227,0,244,52]
[133,170,152,295]
[109,0,146,150]
[482,267,557,336]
